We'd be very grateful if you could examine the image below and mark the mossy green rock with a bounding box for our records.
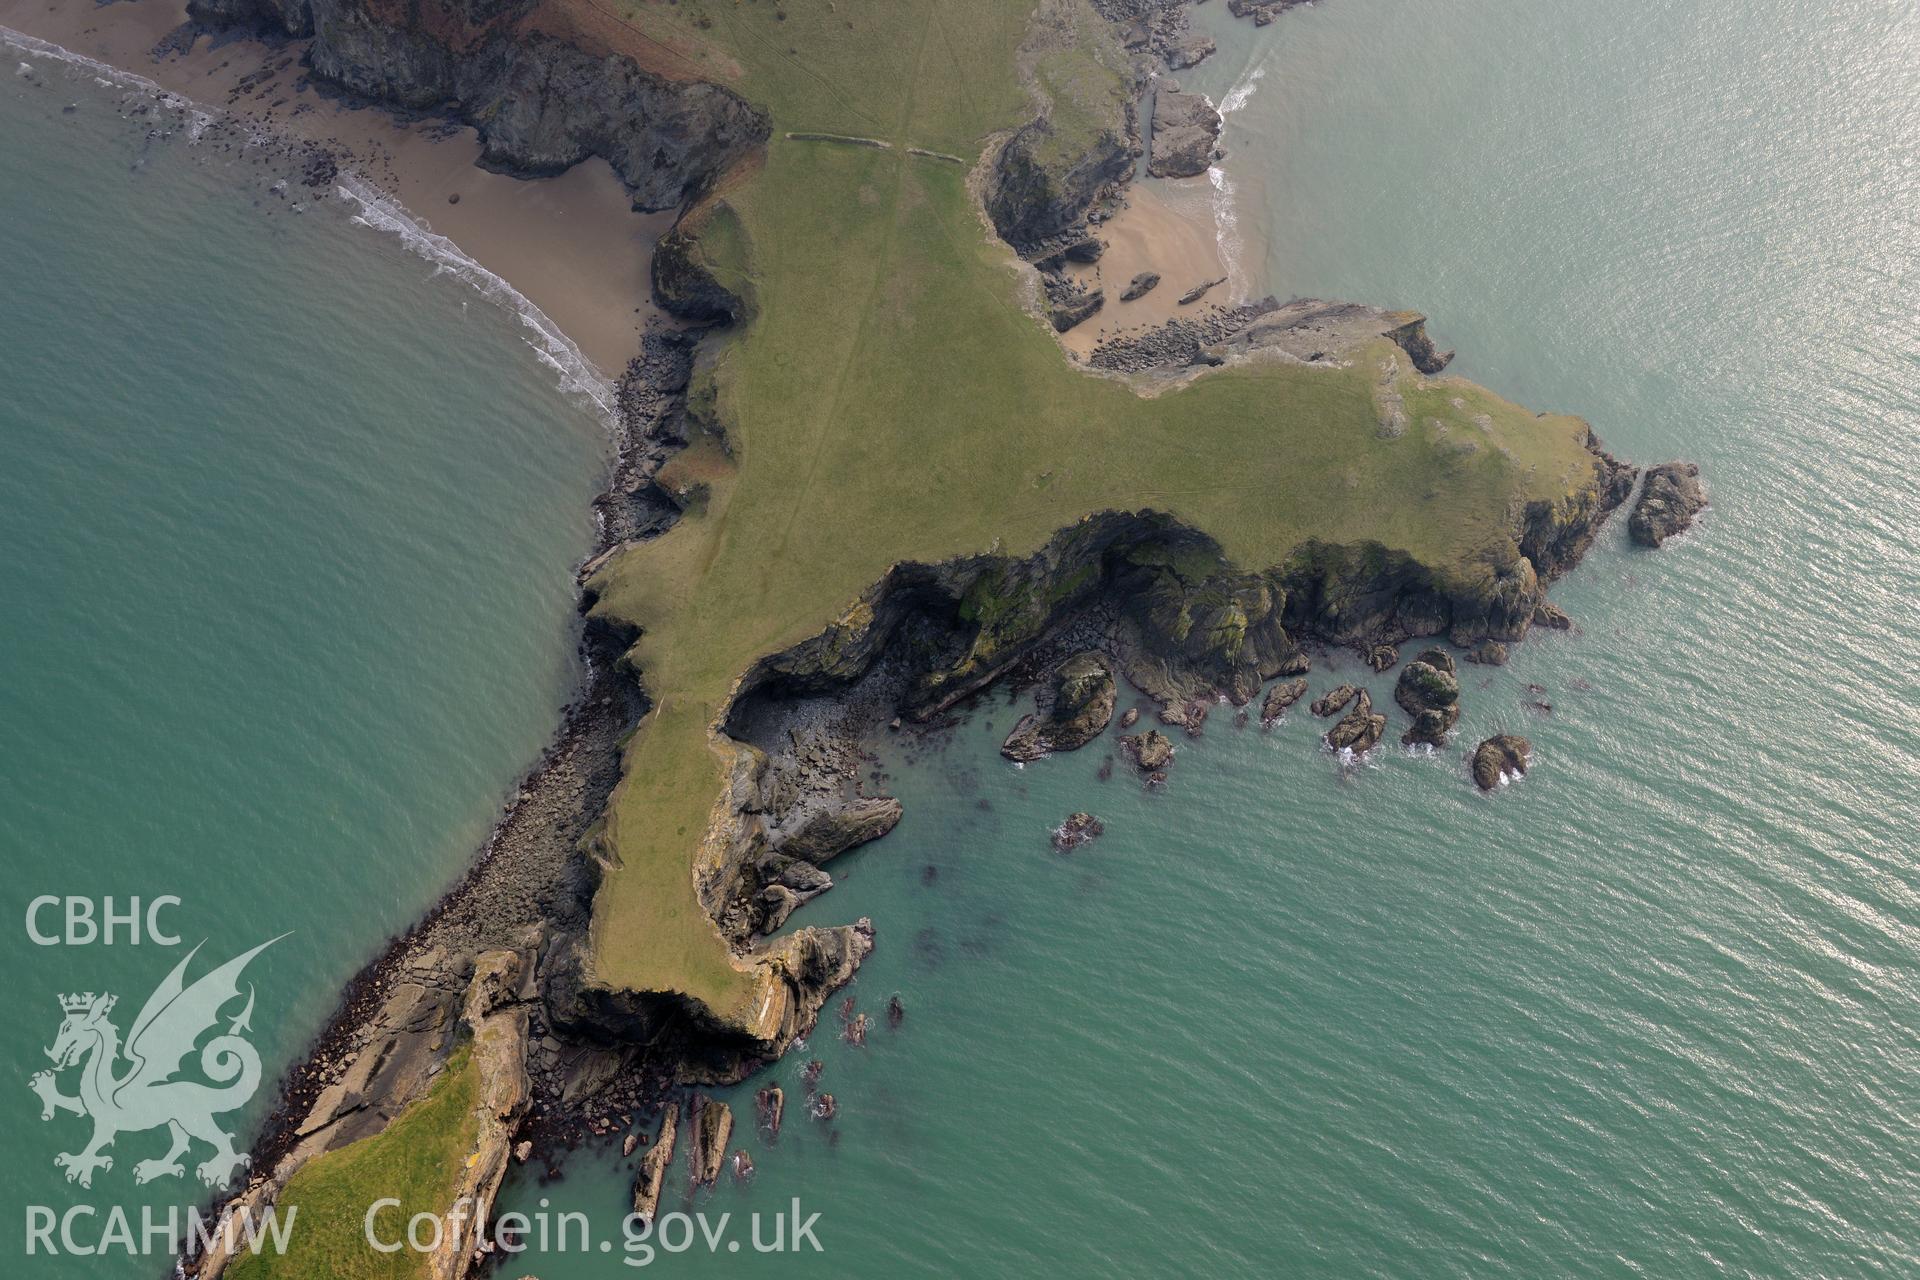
[1394,661,1460,715]
[1472,735,1532,790]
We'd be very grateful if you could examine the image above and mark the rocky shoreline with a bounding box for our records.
[155,0,1676,1273]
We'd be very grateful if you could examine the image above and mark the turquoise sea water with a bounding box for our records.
[1,42,607,1273]
[499,2,1918,1277]
[5,0,1918,1276]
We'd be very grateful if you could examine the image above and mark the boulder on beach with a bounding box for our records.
[1120,271,1162,302]
[1629,461,1708,547]
[1471,735,1532,790]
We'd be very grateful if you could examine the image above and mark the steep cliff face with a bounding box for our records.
[987,113,1137,251]
[985,0,1141,252]
[187,0,314,37]
[192,0,768,212]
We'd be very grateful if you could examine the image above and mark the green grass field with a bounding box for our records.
[226,1048,477,1280]
[581,0,1608,1018]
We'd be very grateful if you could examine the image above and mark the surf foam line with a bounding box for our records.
[4,25,615,427]
[335,173,617,426]
[1207,58,1269,301]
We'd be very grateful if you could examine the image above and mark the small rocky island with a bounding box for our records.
[1630,461,1709,547]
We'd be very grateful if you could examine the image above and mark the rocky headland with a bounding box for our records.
[113,0,1670,1273]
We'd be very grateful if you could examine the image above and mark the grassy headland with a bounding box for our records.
[580,0,1611,1022]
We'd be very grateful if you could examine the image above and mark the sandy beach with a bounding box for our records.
[1060,176,1232,358]
[1,0,665,375]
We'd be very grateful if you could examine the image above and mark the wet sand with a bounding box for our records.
[1061,177,1231,358]
[0,0,665,375]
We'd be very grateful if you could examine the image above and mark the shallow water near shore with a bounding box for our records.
[0,52,607,1274]
[3,0,1917,1277]
[498,1,1918,1277]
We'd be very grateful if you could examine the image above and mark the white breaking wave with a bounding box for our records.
[3,25,189,120]
[1207,58,1270,300]
[5,25,615,426]
[335,174,617,426]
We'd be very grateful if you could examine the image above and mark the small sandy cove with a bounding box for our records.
[1059,177,1231,358]
[1,0,665,375]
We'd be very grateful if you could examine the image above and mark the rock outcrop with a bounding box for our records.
[1002,652,1119,760]
[1395,648,1461,746]
[1053,812,1106,852]
[632,1102,679,1224]
[1629,461,1708,547]
[1311,684,1360,718]
[688,1095,733,1188]
[1471,735,1532,790]
[1324,689,1386,754]
[1147,86,1221,178]
[1201,298,1456,374]
[756,1085,784,1138]
[194,0,768,212]
[1119,729,1175,772]
[1261,677,1308,721]
[1120,271,1162,302]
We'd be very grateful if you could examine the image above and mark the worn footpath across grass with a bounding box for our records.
[580,0,1606,1019]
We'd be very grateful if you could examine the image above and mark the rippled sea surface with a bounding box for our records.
[504,2,1918,1277]
[0,48,606,1275]
[7,0,1919,1275]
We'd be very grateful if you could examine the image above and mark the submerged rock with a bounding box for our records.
[1532,601,1572,630]
[1053,811,1105,852]
[1629,461,1708,547]
[1260,678,1308,721]
[1001,652,1118,761]
[755,1085,784,1138]
[1471,735,1532,790]
[1464,640,1509,666]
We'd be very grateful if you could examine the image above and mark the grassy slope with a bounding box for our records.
[226,1047,478,1280]
[583,0,1606,1017]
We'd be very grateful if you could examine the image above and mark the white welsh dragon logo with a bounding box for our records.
[28,937,283,1190]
